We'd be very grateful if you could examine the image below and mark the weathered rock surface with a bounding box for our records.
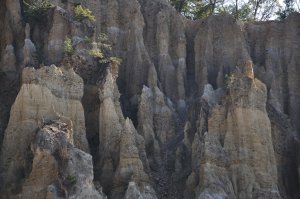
[16,121,105,199]
[0,65,89,196]
[97,68,157,199]
[194,70,280,199]
[0,0,24,152]
[0,0,300,199]
[245,13,300,134]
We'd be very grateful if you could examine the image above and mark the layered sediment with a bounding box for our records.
[0,0,299,198]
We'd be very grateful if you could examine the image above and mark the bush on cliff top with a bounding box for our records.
[89,33,122,66]
[23,0,54,22]
[89,48,104,59]
[74,5,96,21]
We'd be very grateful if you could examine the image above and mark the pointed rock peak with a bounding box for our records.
[147,64,158,88]
[202,84,217,106]
[124,117,136,133]
[237,59,254,79]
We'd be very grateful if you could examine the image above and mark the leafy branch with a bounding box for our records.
[23,0,54,22]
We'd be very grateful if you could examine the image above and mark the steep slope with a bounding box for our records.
[0,0,299,199]
[0,65,90,197]
[185,65,280,199]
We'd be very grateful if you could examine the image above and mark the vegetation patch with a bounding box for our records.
[225,73,236,88]
[109,56,122,66]
[65,175,77,186]
[168,0,299,21]
[74,5,96,21]
[23,0,54,22]
[64,36,74,56]
[89,48,104,59]
[88,33,122,65]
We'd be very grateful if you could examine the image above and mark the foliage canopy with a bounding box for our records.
[74,5,96,21]
[168,0,300,21]
[23,0,54,22]
[89,33,122,66]
[64,37,74,56]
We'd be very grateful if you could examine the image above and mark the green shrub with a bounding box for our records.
[65,175,77,186]
[64,37,74,56]
[74,5,96,21]
[89,33,122,65]
[225,73,236,88]
[98,58,110,64]
[97,33,112,51]
[109,57,122,65]
[98,33,109,42]
[89,48,104,59]
[23,0,54,22]
[83,36,92,44]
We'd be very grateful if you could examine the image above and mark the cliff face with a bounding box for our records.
[0,0,299,199]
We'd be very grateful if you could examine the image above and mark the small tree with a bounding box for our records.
[65,175,77,186]
[74,5,96,21]
[64,37,74,56]
[23,0,54,22]
[89,47,104,59]
[277,0,295,19]
[89,33,122,65]
[225,73,236,88]
[109,57,122,65]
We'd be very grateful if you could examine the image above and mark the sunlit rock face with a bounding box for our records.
[15,120,105,199]
[196,74,279,199]
[0,0,300,199]
[0,66,89,197]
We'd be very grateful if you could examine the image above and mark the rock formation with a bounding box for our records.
[0,0,299,199]
[188,68,280,199]
[15,120,105,199]
[0,65,89,197]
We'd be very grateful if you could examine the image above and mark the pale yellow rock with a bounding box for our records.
[15,149,59,199]
[0,66,89,196]
[15,121,105,199]
[98,69,155,198]
[196,76,280,198]
[0,0,300,198]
